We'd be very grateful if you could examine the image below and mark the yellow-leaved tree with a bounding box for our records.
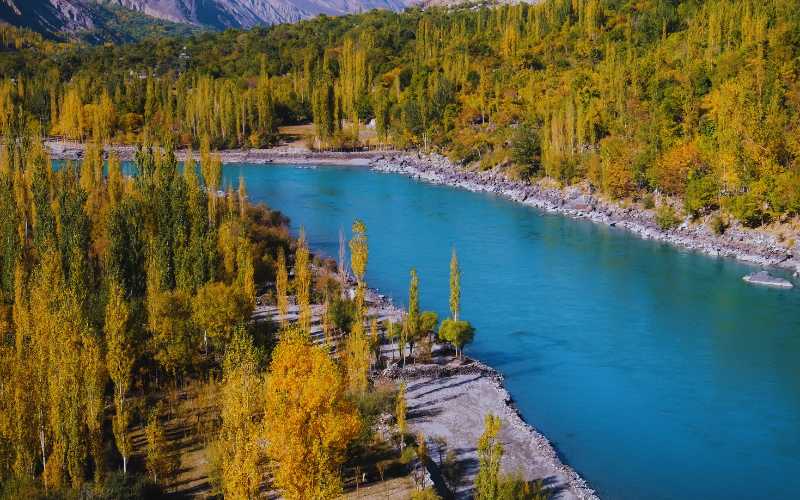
[192,281,252,355]
[216,327,264,499]
[105,280,134,474]
[293,230,312,336]
[263,336,361,499]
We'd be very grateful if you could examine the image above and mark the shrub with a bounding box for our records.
[724,192,768,228]
[655,204,680,230]
[411,488,442,500]
[684,174,719,216]
[510,124,541,169]
[642,193,655,209]
[709,214,728,235]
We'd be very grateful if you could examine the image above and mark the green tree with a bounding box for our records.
[449,248,460,321]
[439,320,475,360]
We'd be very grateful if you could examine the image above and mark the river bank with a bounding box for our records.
[253,273,598,498]
[46,140,392,166]
[370,153,800,272]
[48,140,800,271]
[381,349,599,500]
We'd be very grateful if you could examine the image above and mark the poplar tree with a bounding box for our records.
[218,327,264,498]
[403,269,420,365]
[294,230,311,336]
[275,247,289,327]
[449,248,460,321]
[474,414,503,500]
[396,383,407,451]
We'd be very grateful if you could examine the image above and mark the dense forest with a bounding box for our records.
[0,131,481,497]
[2,0,800,227]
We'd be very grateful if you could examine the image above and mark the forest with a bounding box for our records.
[0,123,496,497]
[2,0,800,227]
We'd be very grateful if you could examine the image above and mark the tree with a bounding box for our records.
[369,317,381,367]
[417,311,439,361]
[294,230,312,336]
[263,336,360,499]
[395,383,407,451]
[510,124,541,175]
[349,219,368,314]
[384,319,400,361]
[105,280,134,474]
[148,290,195,379]
[144,409,177,485]
[449,248,460,321]
[403,269,420,364]
[349,220,368,284]
[217,327,264,499]
[192,281,252,355]
[439,320,475,360]
[474,414,503,500]
[275,247,289,327]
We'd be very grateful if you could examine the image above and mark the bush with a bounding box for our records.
[641,193,655,209]
[411,488,442,500]
[709,214,728,235]
[655,204,680,230]
[684,174,719,216]
[510,124,541,170]
[99,471,166,499]
[724,192,768,228]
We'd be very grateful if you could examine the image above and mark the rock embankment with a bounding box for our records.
[370,153,799,270]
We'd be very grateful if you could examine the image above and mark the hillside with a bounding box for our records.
[0,0,411,38]
[3,0,800,230]
[0,0,201,41]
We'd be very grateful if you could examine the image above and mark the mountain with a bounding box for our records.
[104,0,410,28]
[0,0,97,34]
[0,0,411,38]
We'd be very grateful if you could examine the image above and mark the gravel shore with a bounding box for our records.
[382,352,598,500]
[370,152,800,271]
[46,140,392,166]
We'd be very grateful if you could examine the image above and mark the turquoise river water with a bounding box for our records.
[222,163,800,499]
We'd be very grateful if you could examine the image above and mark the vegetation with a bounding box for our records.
[0,119,482,496]
[2,0,800,224]
[474,414,548,500]
[0,127,293,495]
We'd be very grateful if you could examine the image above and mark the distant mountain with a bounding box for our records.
[1,0,97,34]
[103,0,410,28]
[0,0,412,39]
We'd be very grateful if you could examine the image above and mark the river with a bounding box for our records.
[222,162,800,499]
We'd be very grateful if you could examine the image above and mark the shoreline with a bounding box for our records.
[369,152,800,272]
[254,269,599,498]
[48,140,798,272]
[46,140,394,166]
[381,354,598,500]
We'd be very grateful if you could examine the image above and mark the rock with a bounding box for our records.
[742,271,794,288]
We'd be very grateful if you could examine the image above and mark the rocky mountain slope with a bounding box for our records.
[1,0,98,34]
[0,0,410,37]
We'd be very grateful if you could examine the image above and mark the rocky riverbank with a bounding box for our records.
[46,140,393,166]
[370,153,800,271]
[255,267,598,498]
[381,348,598,500]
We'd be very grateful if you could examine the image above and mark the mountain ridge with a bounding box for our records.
[0,0,413,37]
